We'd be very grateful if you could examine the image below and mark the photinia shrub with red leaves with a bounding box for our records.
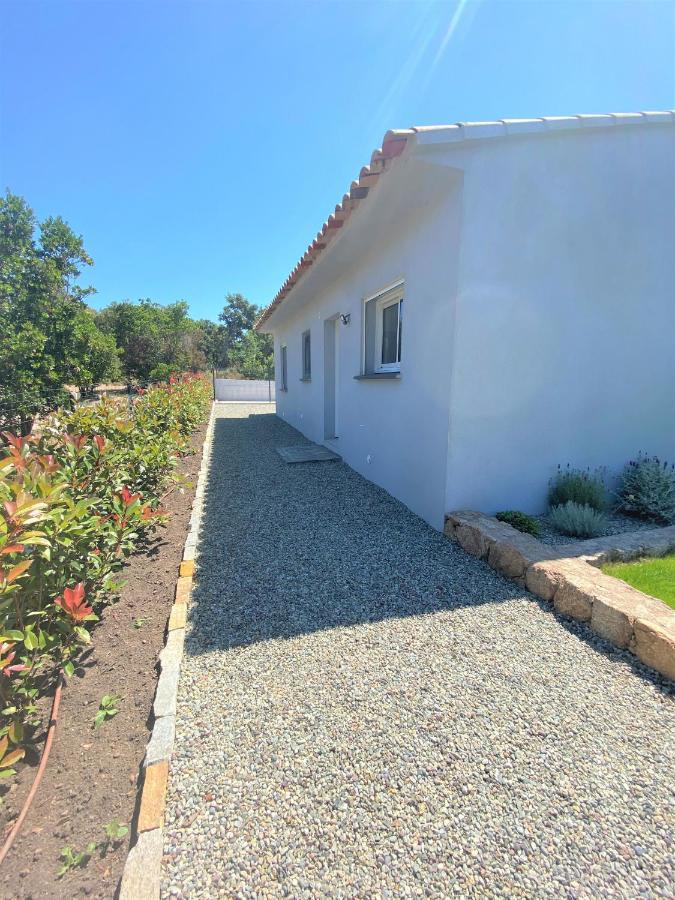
[0,375,211,766]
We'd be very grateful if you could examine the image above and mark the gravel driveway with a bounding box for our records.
[163,404,675,899]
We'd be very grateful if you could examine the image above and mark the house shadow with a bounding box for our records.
[183,411,672,695]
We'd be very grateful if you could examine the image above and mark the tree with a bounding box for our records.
[218,293,259,345]
[195,319,228,370]
[96,299,207,381]
[68,309,121,390]
[216,293,272,376]
[0,191,120,431]
[228,330,274,380]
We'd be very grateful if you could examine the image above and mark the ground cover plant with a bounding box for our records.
[548,500,608,538]
[617,453,675,523]
[602,553,675,610]
[0,374,211,782]
[495,510,540,536]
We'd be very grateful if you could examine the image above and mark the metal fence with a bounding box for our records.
[214,378,275,402]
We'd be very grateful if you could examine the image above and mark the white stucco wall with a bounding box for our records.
[264,120,675,527]
[269,156,464,527]
[440,122,675,514]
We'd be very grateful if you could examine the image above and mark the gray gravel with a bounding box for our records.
[163,404,675,899]
[536,511,660,547]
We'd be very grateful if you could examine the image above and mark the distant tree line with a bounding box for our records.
[0,191,273,423]
[95,293,273,383]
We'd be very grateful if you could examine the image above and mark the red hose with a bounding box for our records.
[0,674,64,867]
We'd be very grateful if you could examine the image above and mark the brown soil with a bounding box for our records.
[0,424,207,900]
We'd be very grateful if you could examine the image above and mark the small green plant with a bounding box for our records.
[58,819,129,876]
[133,617,147,629]
[57,842,97,878]
[549,501,608,538]
[93,694,121,729]
[548,465,607,511]
[495,510,540,536]
[617,453,675,523]
[103,819,129,844]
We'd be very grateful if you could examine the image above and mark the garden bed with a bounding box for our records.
[0,424,206,900]
[535,511,657,547]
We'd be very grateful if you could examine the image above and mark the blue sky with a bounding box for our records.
[1,0,673,321]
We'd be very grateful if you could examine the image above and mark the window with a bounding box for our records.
[280,345,288,391]
[363,282,403,374]
[301,330,311,380]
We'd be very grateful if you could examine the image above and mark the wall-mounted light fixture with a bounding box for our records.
[340,313,351,325]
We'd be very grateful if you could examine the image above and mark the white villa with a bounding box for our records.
[256,111,675,529]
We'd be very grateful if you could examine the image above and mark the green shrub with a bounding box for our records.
[617,453,675,523]
[0,374,211,763]
[548,501,608,538]
[149,363,180,384]
[495,510,540,536]
[548,465,607,511]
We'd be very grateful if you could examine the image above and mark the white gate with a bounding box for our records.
[214,378,275,402]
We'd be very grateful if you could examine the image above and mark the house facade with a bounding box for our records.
[256,112,675,529]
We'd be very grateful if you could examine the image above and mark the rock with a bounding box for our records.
[553,575,595,622]
[119,827,163,900]
[631,612,675,680]
[145,715,176,767]
[589,585,640,649]
[525,562,563,602]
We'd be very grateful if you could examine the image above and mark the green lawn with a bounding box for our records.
[602,553,675,610]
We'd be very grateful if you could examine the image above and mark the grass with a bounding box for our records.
[602,553,675,610]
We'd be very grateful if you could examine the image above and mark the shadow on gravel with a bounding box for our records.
[185,411,672,695]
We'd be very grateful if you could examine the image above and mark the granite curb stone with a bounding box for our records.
[445,510,675,680]
[118,403,215,900]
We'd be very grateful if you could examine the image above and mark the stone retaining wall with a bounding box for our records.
[444,511,675,681]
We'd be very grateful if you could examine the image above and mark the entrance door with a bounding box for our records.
[323,317,339,439]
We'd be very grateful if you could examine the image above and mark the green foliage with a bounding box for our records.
[57,843,98,878]
[57,820,129,877]
[0,191,120,429]
[548,501,608,538]
[103,820,129,843]
[95,299,199,382]
[227,330,274,380]
[149,362,181,384]
[495,510,540,536]
[548,465,607,512]
[195,319,228,369]
[216,294,273,377]
[0,375,211,771]
[93,694,121,729]
[218,293,259,344]
[0,735,25,779]
[617,453,675,524]
[93,292,271,383]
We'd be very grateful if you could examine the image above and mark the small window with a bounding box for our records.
[280,345,288,391]
[363,282,403,374]
[301,330,311,380]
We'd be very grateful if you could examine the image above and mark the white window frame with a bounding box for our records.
[280,345,288,391]
[373,290,403,373]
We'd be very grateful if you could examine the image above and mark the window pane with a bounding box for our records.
[398,300,402,362]
[303,332,311,377]
[381,302,399,364]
